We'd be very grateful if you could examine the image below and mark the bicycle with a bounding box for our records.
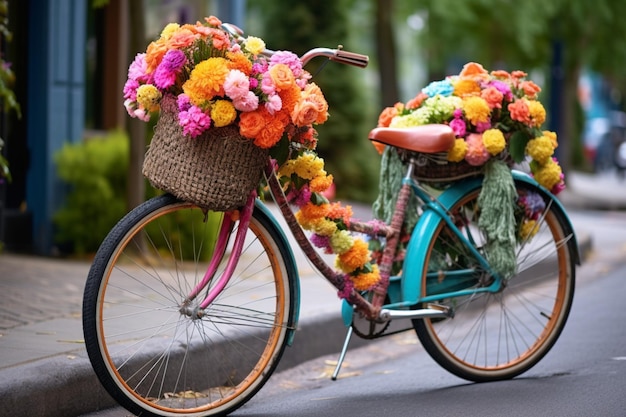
[82,23,580,417]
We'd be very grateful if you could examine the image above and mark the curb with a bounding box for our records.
[0,312,369,417]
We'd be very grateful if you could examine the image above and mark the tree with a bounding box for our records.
[406,0,626,173]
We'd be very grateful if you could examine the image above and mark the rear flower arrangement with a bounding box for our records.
[377,62,565,194]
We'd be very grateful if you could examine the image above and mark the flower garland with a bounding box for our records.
[277,152,381,295]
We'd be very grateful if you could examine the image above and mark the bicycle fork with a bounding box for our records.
[178,192,257,319]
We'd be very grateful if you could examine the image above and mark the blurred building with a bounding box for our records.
[0,0,244,255]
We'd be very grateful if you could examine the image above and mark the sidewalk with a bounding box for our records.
[0,170,622,417]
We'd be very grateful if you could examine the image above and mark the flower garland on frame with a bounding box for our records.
[277,151,381,296]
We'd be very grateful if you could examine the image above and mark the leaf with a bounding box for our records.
[508,131,529,163]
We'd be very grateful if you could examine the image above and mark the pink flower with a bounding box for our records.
[224,69,250,100]
[449,117,466,137]
[261,72,276,95]
[464,133,490,166]
[233,91,259,112]
[128,53,150,83]
[123,79,139,101]
[178,105,211,138]
[264,93,282,115]
[177,94,191,111]
[270,50,303,78]
[475,121,491,133]
[153,49,186,90]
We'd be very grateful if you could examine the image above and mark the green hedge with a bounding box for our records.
[53,131,129,255]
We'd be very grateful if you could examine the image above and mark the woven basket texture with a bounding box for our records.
[142,95,268,211]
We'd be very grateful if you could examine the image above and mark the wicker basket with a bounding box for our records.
[400,151,483,183]
[403,150,512,183]
[142,95,269,211]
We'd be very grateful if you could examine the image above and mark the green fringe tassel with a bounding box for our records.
[372,147,420,230]
[477,159,517,279]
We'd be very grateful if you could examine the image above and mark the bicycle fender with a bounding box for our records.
[401,171,580,305]
[254,200,301,346]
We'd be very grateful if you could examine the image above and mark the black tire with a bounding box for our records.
[83,194,296,416]
[413,182,576,382]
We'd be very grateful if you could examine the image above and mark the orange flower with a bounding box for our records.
[254,111,289,148]
[204,15,222,26]
[227,51,253,75]
[278,84,302,114]
[377,104,400,127]
[460,62,489,78]
[238,109,265,139]
[292,99,319,127]
[145,41,168,74]
[480,86,504,109]
[326,202,352,225]
[508,99,531,124]
[310,174,334,193]
[351,264,380,291]
[269,63,296,91]
[300,202,330,221]
[405,92,428,110]
[372,141,386,155]
[491,69,510,79]
[520,80,541,99]
[454,78,481,97]
[303,83,328,124]
[168,27,198,49]
[337,239,370,273]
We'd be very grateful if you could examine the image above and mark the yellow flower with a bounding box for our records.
[293,153,326,180]
[311,218,337,236]
[160,23,180,40]
[351,264,381,291]
[462,96,490,125]
[243,36,266,55]
[136,84,161,112]
[329,230,354,255]
[533,158,562,190]
[210,100,237,127]
[519,220,539,240]
[447,138,468,162]
[482,129,506,156]
[183,57,230,104]
[528,100,546,127]
[542,130,558,149]
[526,135,554,164]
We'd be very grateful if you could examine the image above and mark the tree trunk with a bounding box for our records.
[125,0,146,211]
[375,0,399,108]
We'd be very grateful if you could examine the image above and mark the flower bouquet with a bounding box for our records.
[123,16,328,210]
[377,62,565,194]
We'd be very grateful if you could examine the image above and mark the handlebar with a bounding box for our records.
[222,23,369,69]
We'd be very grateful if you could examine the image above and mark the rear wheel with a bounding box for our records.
[413,182,576,382]
[83,194,296,416]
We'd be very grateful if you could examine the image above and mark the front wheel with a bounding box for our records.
[83,194,296,417]
[413,182,576,382]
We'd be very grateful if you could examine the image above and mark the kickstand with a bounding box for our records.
[331,326,353,381]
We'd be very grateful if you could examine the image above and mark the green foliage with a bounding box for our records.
[53,131,129,254]
[144,209,223,262]
[248,0,380,202]
[0,0,21,183]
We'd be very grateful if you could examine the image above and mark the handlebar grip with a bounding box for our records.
[331,49,369,68]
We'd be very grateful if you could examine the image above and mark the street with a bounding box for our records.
[80,208,626,417]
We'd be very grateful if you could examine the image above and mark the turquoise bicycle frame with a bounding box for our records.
[341,170,580,327]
